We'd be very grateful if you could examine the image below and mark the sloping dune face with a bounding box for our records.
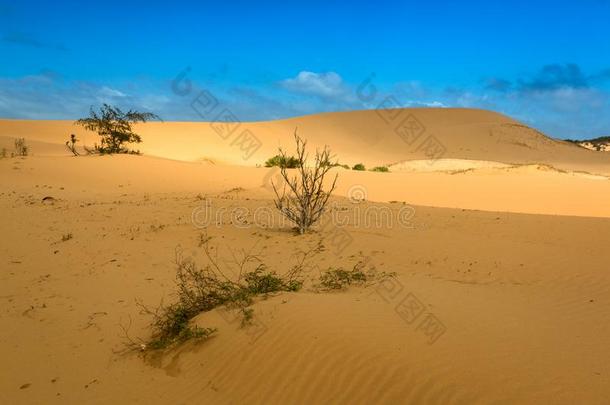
[2,108,610,173]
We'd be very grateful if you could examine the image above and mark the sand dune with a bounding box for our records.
[3,108,610,174]
[2,108,610,404]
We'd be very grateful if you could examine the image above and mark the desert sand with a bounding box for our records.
[1,108,610,404]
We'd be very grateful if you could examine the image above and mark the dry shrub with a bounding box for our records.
[272,130,338,234]
[13,138,28,156]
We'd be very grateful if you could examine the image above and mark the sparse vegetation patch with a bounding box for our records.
[137,240,305,351]
[131,239,392,352]
[316,260,394,291]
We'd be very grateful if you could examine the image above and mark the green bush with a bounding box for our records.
[370,166,389,173]
[245,265,302,293]
[264,154,301,168]
[352,163,365,171]
[145,303,216,350]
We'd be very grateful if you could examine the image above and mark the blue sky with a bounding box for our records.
[1,0,610,139]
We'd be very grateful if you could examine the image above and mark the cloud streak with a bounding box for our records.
[518,64,588,91]
[2,32,67,51]
[487,63,610,93]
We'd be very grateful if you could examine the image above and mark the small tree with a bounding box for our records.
[272,130,338,234]
[66,134,79,156]
[75,104,160,154]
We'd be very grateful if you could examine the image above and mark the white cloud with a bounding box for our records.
[281,71,346,98]
[403,100,447,108]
